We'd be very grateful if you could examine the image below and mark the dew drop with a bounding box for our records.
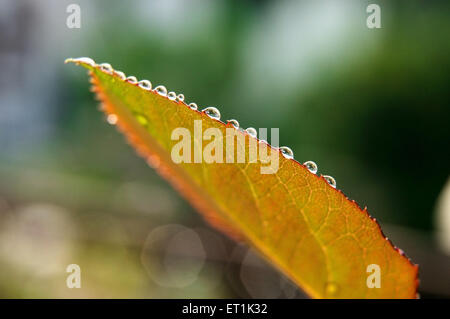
[126,76,137,84]
[227,119,239,129]
[100,63,113,73]
[245,127,257,138]
[322,175,337,188]
[177,94,185,102]
[279,146,294,159]
[303,161,318,174]
[154,85,167,96]
[107,114,118,125]
[202,107,221,120]
[168,92,177,100]
[188,102,198,110]
[138,80,152,90]
[324,282,339,297]
[114,70,126,80]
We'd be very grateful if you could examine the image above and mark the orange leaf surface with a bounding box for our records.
[66,57,419,298]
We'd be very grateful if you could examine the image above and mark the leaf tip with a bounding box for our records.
[64,56,97,68]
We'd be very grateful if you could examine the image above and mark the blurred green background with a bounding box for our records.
[0,0,449,298]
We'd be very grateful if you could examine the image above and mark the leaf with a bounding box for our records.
[66,57,419,299]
